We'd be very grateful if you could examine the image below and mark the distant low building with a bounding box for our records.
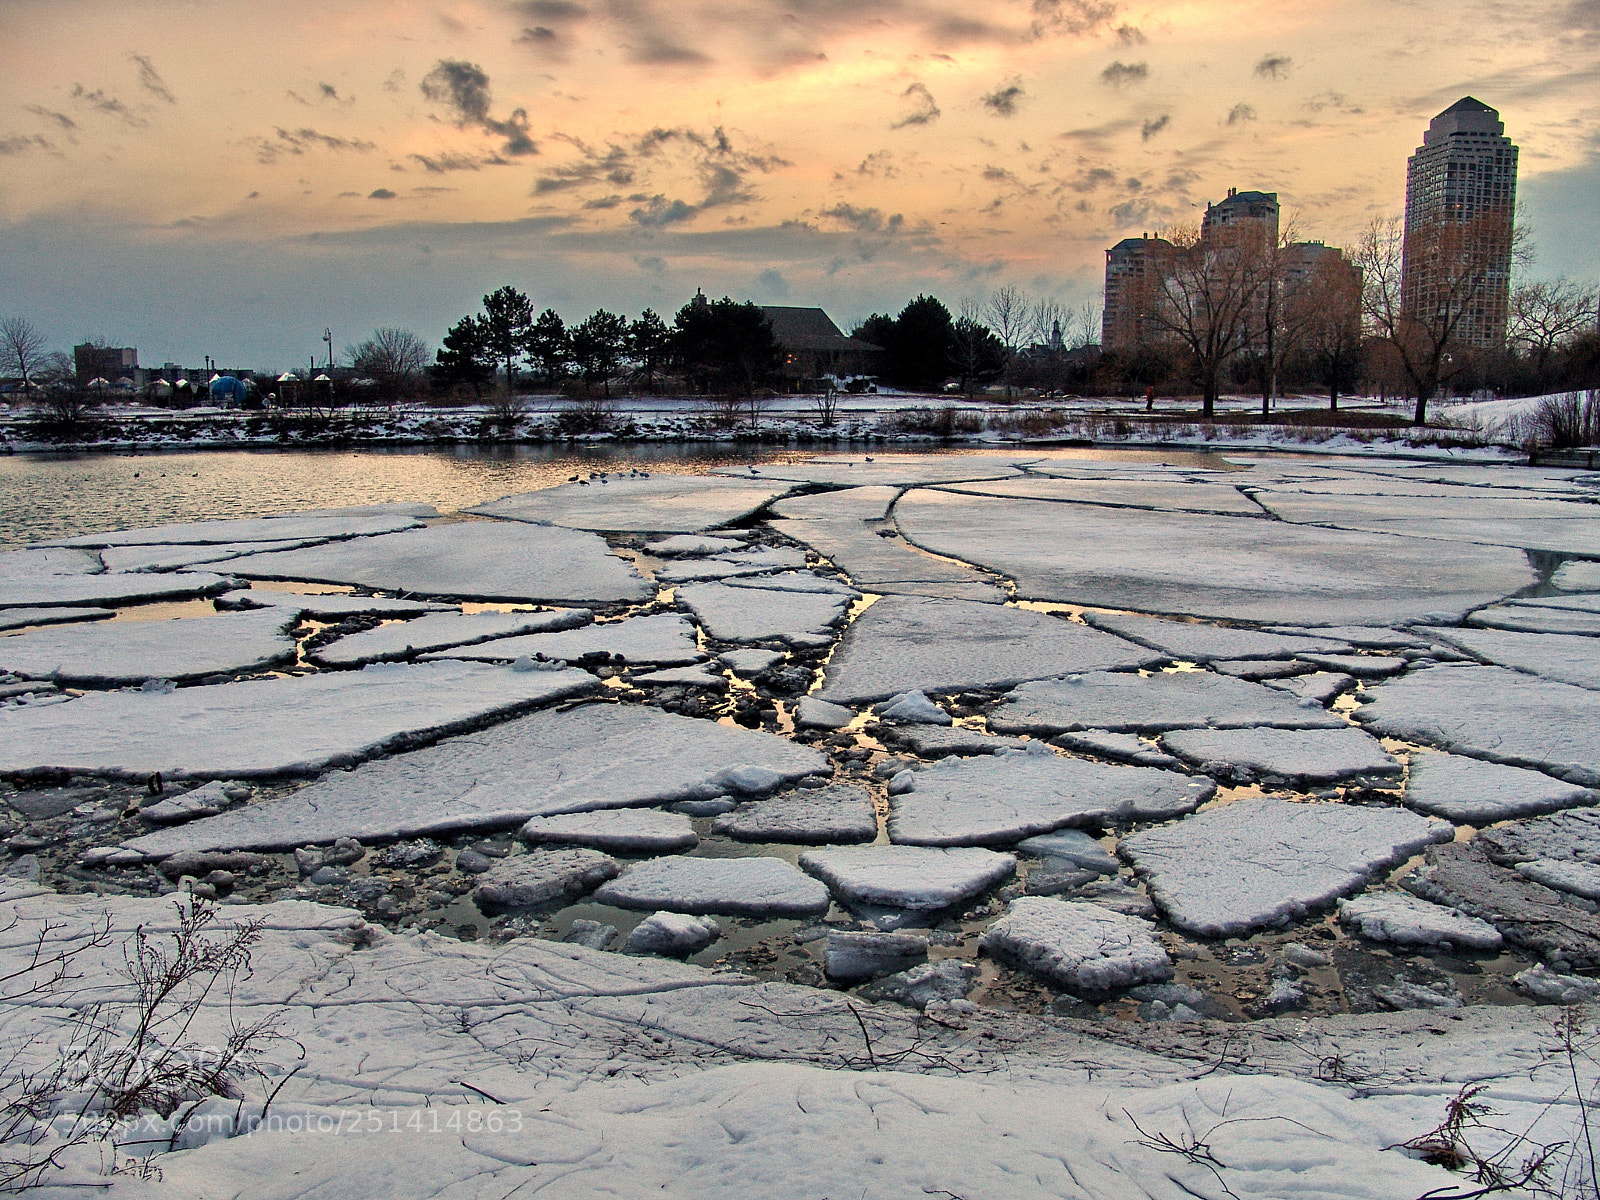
[74,344,138,385]
[760,306,882,383]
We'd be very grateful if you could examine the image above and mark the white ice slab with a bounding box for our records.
[655,546,809,582]
[799,845,1015,910]
[634,665,726,688]
[1357,665,1600,787]
[472,848,620,907]
[1338,893,1503,950]
[722,572,861,596]
[795,696,854,729]
[1403,752,1595,823]
[712,785,878,843]
[100,540,323,573]
[1121,798,1453,936]
[719,648,785,675]
[875,690,951,724]
[0,607,113,632]
[720,456,1028,487]
[980,897,1172,993]
[1015,830,1121,874]
[593,855,831,916]
[768,518,999,594]
[1468,605,1600,636]
[646,534,751,557]
[216,590,453,619]
[888,751,1213,846]
[1,660,598,784]
[1509,592,1600,615]
[1252,490,1600,555]
[623,911,721,955]
[884,725,1029,757]
[1295,653,1406,678]
[677,581,850,644]
[938,477,1263,515]
[1262,672,1356,706]
[221,521,652,604]
[989,670,1347,734]
[0,547,102,578]
[1049,729,1182,768]
[1080,612,1350,662]
[1553,560,1600,591]
[0,606,299,686]
[895,491,1534,625]
[1421,627,1600,691]
[1516,858,1600,901]
[769,486,901,521]
[430,613,702,667]
[518,809,700,852]
[818,595,1159,703]
[49,511,423,547]
[1159,726,1401,784]
[1267,625,1427,649]
[0,571,231,609]
[471,475,791,532]
[312,609,590,665]
[123,703,825,854]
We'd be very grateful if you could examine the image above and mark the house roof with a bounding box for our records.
[760,306,873,353]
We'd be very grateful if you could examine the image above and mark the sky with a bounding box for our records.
[1,0,1596,369]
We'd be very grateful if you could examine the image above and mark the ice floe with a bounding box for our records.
[222,521,652,604]
[768,486,901,521]
[0,547,102,578]
[1421,626,1600,691]
[1468,604,1600,636]
[988,670,1347,734]
[722,571,860,596]
[645,533,750,556]
[794,697,854,729]
[633,665,726,688]
[311,608,590,666]
[1158,726,1401,784]
[888,751,1213,846]
[1295,652,1406,678]
[719,648,785,674]
[1261,671,1357,705]
[881,725,1028,757]
[215,590,453,618]
[1048,729,1183,768]
[472,848,620,907]
[937,476,1264,515]
[655,545,810,582]
[1515,859,1600,901]
[1122,798,1452,936]
[470,475,791,532]
[874,690,950,724]
[0,607,298,686]
[593,855,832,916]
[818,596,1158,703]
[430,612,702,667]
[124,702,825,853]
[45,510,425,547]
[711,785,878,844]
[1015,830,1121,875]
[623,911,721,955]
[799,845,1015,910]
[1079,612,1350,661]
[767,517,1003,600]
[980,897,1172,993]
[719,455,1027,487]
[0,571,231,609]
[1402,752,1595,823]
[1251,490,1600,555]
[676,581,850,644]
[518,809,700,853]
[1477,809,1600,866]
[0,607,113,632]
[823,930,928,982]
[99,540,322,573]
[1337,892,1503,950]
[1265,624,1427,649]
[1553,560,1600,591]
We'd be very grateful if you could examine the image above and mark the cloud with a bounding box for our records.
[633,254,666,273]
[409,151,487,173]
[382,69,405,93]
[1141,114,1170,140]
[1100,61,1148,88]
[1255,54,1292,79]
[1227,102,1257,125]
[130,54,175,104]
[1069,166,1119,192]
[511,0,588,17]
[980,79,1026,116]
[71,85,146,127]
[1116,24,1146,44]
[891,82,940,128]
[518,26,559,42]
[855,150,896,178]
[1031,0,1118,37]
[25,106,77,133]
[0,134,56,156]
[1305,90,1363,115]
[756,267,790,296]
[250,127,377,164]
[629,37,711,64]
[819,203,902,232]
[629,195,697,227]
[420,59,537,156]
[369,188,397,199]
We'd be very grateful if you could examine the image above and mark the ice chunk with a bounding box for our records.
[1468,605,1600,636]
[655,546,809,583]
[768,517,1000,596]
[100,540,321,573]
[1252,489,1600,556]
[769,486,901,521]
[1420,627,1600,691]
[1295,653,1405,678]
[1355,664,1600,786]
[981,897,1171,993]
[633,666,727,688]
[888,752,1213,846]
[0,571,231,609]
[646,534,750,557]
[712,785,877,844]
[470,475,791,532]
[723,572,861,596]
[1080,612,1350,662]
[799,845,1015,910]
[1014,830,1120,875]
[989,670,1347,735]
[882,725,1028,757]
[1516,859,1600,901]
[214,590,453,618]
[856,958,979,1007]
[431,613,703,667]
[1049,729,1183,768]
[1262,671,1356,705]
[518,809,699,853]
[3,659,596,784]
[794,697,854,730]
[1211,659,1314,680]
[823,931,928,983]
[1121,798,1453,937]
[1158,726,1401,784]
[1477,809,1600,866]
[875,690,951,724]
[676,581,850,644]
[564,919,617,950]
[937,476,1264,515]
[312,609,590,665]
[471,848,620,908]
[1403,753,1594,823]
[1553,560,1600,591]
[894,490,1533,625]
[221,521,652,604]
[594,855,831,917]
[0,547,102,578]
[1266,625,1427,650]
[818,595,1158,704]
[123,702,825,854]
[1337,892,1503,950]
[47,511,424,548]
[140,781,240,825]
[719,648,785,675]
[623,912,721,955]
[0,607,113,633]
[1515,963,1600,1004]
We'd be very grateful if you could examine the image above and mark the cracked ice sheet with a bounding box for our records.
[0,546,103,578]
[1121,798,1453,937]
[0,607,113,632]
[593,855,831,916]
[427,612,702,667]
[1421,626,1600,690]
[1157,726,1401,784]
[220,521,652,605]
[99,539,324,573]
[800,845,1015,910]
[1080,611,1351,661]
[988,671,1348,735]
[45,510,425,547]
[1252,490,1600,555]
[468,475,791,532]
[766,517,1003,600]
[768,485,901,521]
[981,897,1172,993]
[1402,752,1596,823]
[1553,560,1600,591]
[123,703,827,855]
[0,606,298,687]
[887,751,1214,846]
[934,476,1265,515]
[675,581,851,643]
[715,454,1033,487]
[0,660,599,783]
[216,590,453,619]
[818,595,1159,703]
[311,608,590,666]
[1468,604,1600,635]
[893,490,1533,625]
[1357,664,1600,787]
[0,571,232,609]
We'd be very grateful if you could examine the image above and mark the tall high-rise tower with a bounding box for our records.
[1402,97,1518,349]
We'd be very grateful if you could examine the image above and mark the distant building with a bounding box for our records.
[74,344,137,385]
[1402,96,1518,349]
[1201,189,1280,243]
[759,306,882,382]
[1101,234,1175,350]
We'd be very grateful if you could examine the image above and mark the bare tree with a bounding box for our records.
[1066,297,1103,350]
[347,328,429,400]
[985,286,1032,398]
[1148,223,1275,417]
[1357,213,1526,425]
[1510,277,1599,383]
[0,317,48,389]
[1298,255,1365,410]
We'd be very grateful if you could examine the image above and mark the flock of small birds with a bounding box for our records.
[566,469,652,486]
